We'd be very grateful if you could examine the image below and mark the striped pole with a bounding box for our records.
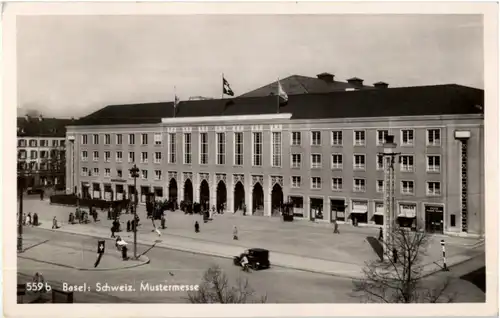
[441,239,449,271]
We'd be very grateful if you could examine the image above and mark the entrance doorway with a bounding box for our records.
[252,183,264,216]
[288,196,304,217]
[199,180,210,210]
[128,185,136,201]
[82,183,90,199]
[425,205,444,234]
[216,181,227,213]
[330,199,346,222]
[310,198,324,220]
[233,181,245,213]
[271,184,283,217]
[168,179,178,203]
[184,179,193,203]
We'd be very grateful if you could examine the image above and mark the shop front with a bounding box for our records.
[81,182,90,199]
[350,200,368,225]
[92,183,101,199]
[310,197,324,221]
[115,184,124,200]
[398,203,417,229]
[425,204,444,234]
[154,187,164,200]
[104,184,113,201]
[288,196,304,218]
[128,185,136,201]
[372,201,384,225]
[330,199,346,222]
[140,186,150,203]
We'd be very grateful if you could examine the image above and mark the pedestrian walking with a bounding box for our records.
[233,226,238,240]
[161,215,166,229]
[378,227,383,241]
[52,216,60,229]
[27,213,32,226]
[40,190,44,201]
[194,221,200,233]
[75,208,81,223]
[111,224,116,238]
[333,220,340,234]
[33,213,39,226]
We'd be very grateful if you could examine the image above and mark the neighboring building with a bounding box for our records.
[17,115,73,188]
[239,72,382,98]
[66,84,484,237]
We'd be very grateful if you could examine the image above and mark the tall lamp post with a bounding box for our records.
[17,172,24,253]
[378,135,401,261]
[129,164,140,259]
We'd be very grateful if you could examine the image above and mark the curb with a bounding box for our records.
[18,254,150,272]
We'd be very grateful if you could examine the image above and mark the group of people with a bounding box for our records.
[20,212,39,227]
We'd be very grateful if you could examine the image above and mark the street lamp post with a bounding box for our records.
[378,135,401,261]
[129,164,140,259]
[17,174,24,253]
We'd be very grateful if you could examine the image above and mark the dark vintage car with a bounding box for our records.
[233,248,271,270]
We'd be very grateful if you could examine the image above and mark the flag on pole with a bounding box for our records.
[173,87,180,117]
[277,80,288,104]
[223,77,234,96]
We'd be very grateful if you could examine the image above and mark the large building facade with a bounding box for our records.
[65,84,484,237]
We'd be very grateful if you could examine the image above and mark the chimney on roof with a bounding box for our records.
[316,72,335,83]
[347,77,364,88]
[374,81,389,89]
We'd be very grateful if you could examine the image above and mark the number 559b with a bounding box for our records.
[26,282,51,292]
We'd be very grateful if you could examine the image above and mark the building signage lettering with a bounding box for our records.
[425,205,443,213]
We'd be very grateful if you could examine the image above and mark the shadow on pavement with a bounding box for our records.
[460,266,486,293]
[366,236,383,261]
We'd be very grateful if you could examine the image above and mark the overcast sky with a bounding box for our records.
[17,14,483,118]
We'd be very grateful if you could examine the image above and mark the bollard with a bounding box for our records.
[441,239,449,271]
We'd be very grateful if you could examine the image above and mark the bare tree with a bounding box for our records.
[352,226,456,303]
[187,265,267,303]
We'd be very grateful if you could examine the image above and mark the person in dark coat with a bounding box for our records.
[33,213,39,226]
[40,190,44,201]
[161,215,166,229]
[378,227,383,241]
[111,224,116,238]
[333,220,340,234]
[127,220,131,232]
[194,221,200,233]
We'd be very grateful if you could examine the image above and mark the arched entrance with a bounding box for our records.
[184,179,193,203]
[252,183,264,216]
[199,180,210,210]
[271,183,284,217]
[168,179,178,203]
[234,181,245,213]
[216,181,227,213]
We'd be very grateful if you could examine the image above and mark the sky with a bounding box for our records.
[17,14,484,118]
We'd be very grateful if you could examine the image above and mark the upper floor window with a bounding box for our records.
[141,133,148,145]
[400,155,414,172]
[401,129,414,146]
[401,180,415,195]
[92,134,99,145]
[93,167,99,176]
[18,150,27,159]
[104,168,111,177]
[81,167,89,177]
[141,170,148,180]
[354,130,365,146]
[427,181,441,196]
[117,169,123,178]
[184,133,192,164]
[104,134,111,145]
[154,133,162,145]
[18,139,27,147]
[427,129,441,146]
[30,150,38,159]
[353,154,366,170]
[128,152,135,163]
[168,133,176,164]
[311,131,321,146]
[354,178,366,192]
[376,180,384,193]
[141,152,148,163]
[272,132,282,167]
[311,177,322,189]
[252,132,262,167]
[81,135,88,145]
[60,140,65,147]
[116,151,123,163]
[332,177,343,191]
[291,176,301,188]
[116,134,123,145]
[104,151,111,162]
[377,130,389,146]
[93,151,99,161]
[155,170,162,181]
[234,132,243,166]
[29,139,37,147]
[376,155,384,170]
[291,132,301,146]
[216,133,226,165]
[129,134,135,145]
[154,152,162,164]
[331,154,343,170]
[311,154,322,169]
[291,154,301,168]
[200,133,208,165]
[331,131,343,146]
[40,140,48,147]
[427,155,441,173]
[40,151,48,159]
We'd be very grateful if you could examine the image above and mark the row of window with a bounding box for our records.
[80,129,442,148]
[80,149,442,173]
[18,139,65,148]
[18,149,62,160]
[81,167,162,180]
[18,162,54,171]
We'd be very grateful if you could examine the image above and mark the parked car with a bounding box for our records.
[27,187,44,195]
[233,248,271,270]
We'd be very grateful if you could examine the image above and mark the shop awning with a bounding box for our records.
[398,204,416,218]
[374,203,385,216]
[351,201,368,214]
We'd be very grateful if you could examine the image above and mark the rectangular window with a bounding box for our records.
[93,134,99,145]
[311,177,322,189]
[353,154,366,170]
[30,150,38,159]
[332,177,343,191]
[376,180,384,193]
[427,155,441,172]
[234,132,243,166]
[104,151,111,162]
[141,133,148,145]
[168,133,176,164]
[128,152,135,163]
[184,133,192,164]
[39,140,47,147]
[116,134,122,145]
[253,132,262,166]
[354,178,366,192]
[311,131,321,146]
[19,139,27,147]
[154,152,162,164]
[40,150,47,159]
[291,154,301,168]
[141,152,148,163]
[400,155,414,172]
[82,167,88,176]
[141,170,148,180]
[331,154,343,169]
[272,132,282,167]
[376,155,384,170]
[81,151,88,161]
[401,129,414,146]
[104,168,111,177]
[450,215,456,227]
[93,167,99,176]
[291,176,301,188]
[116,151,123,163]
[154,133,162,145]
[427,181,441,196]
[331,131,343,146]
[117,169,123,178]
[377,130,389,146]
[401,180,415,195]
[216,133,226,165]
[29,140,37,147]
[60,140,65,147]
[52,140,59,147]
[93,151,99,161]
[81,135,88,145]
[427,129,441,146]
[311,154,322,169]
[200,133,208,165]
[129,134,135,145]
[291,132,301,146]
[354,130,366,146]
[155,170,162,181]
[105,134,111,145]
